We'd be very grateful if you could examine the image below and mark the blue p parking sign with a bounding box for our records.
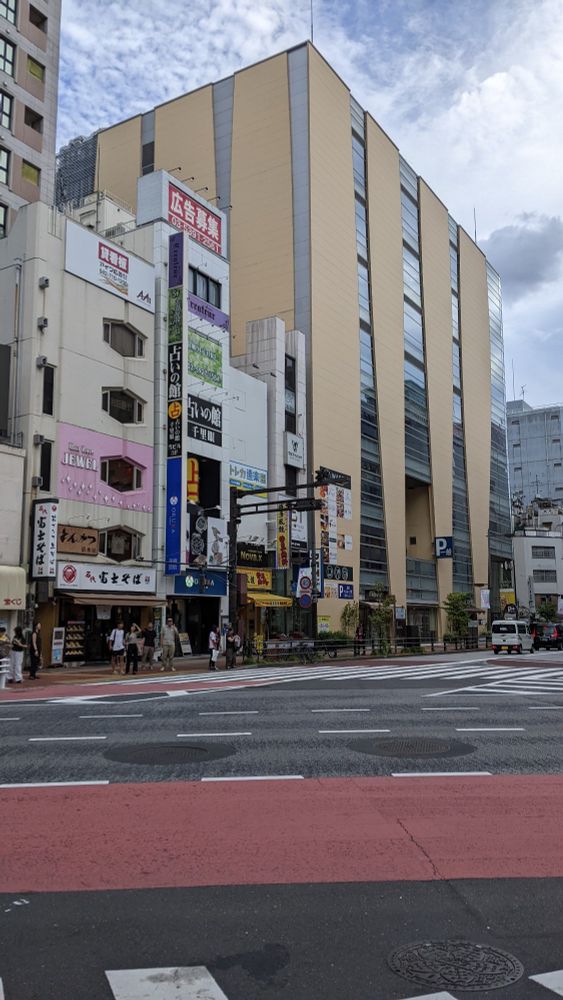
[435,536,453,558]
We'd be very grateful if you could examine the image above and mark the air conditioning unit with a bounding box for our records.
[38,276,50,289]
[36,355,48,368]
[31,475,43,488]
[33,433,45,446]
[37,316,48,331]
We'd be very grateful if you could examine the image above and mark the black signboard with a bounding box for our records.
[187,394,222,447]
[324,563,354,582]
[317,466,352,489]
[237,542,267,568]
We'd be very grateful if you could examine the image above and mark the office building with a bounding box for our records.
[507,399,563,508]
[57,42,512,633]
[0,0,61,237]
[512,498,563,615]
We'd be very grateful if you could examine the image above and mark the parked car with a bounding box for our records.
[491,620,534,655]
[530,622,563,651]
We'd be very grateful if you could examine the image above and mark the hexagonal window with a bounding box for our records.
[99,527,142,563]
[100,457,143,493]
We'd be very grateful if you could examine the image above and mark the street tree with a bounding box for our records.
[368,584,394,655]
[443,591,472,638]
[340,601,359,638]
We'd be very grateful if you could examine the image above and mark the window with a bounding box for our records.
[39,440,51,491]
[27,55,45,81]
[99,527,142,563]
[0,147,8,185]
[284,353,297,432]
[21,160,40,185]
[0,202,6,238]
[517,623,526,635]
[0,0,16,25]
[188,266,221,308]
[141,141,154,176]
[285,465,297,497]
[102,389,144,424]
[24,106,43,132]
[100,457,143,493]
[28,4,46,30]
[0,36,15,76]
[103,321,144,358]
[42,365,54,415]
[532,546,556,560]
[0,90,12,130]
[533,569,557,583]
[409,536,417,545]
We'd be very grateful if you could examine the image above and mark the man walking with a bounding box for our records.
[160,616,179,672]
[29,621,42,679]
[140,620,157,671]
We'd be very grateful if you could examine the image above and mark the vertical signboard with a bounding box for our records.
[276,510,290,570]
[165,232,187,575]
[31,499,59,579]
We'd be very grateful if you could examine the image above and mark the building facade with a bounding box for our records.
[512,499,563,615]
[56,43,512,634]
[507,399,563,509]
[0,0,61,237]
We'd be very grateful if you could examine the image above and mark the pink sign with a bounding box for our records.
[168,184,222,255]
[57,424,153,513]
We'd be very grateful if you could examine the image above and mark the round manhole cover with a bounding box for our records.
[351,736,475,758]
[388,940,524,991]
[104,742,235,765]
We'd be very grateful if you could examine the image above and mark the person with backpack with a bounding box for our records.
[108,621,125,675]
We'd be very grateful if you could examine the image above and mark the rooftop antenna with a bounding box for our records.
[521,384,526,400]
[310,0,314,42]
[473,206,477,243]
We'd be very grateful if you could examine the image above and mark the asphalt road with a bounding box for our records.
[2,651,563,999]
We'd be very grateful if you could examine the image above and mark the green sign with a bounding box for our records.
[188,328,222,387]
[168,287,182,343]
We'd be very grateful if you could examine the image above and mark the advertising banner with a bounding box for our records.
[187,510,208,567]
[165,457,182,575]
[168,184,222,255]
[65,221,155,313]
[187,394,222,447]
[237,568,272,590]
[237,543,267,568]
[499,588,516,612]
[276,510,290,570]
[188,291,230,331]
[188,328,223,387]
[57,524,99,556]
[206,517,229,568]
[324,564,354,582]
[165,231,187,575]
[480,588,491,610]
[57,561,156,593]
[229,461,267,493]
[31,499,58,579]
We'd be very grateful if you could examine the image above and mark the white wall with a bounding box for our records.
[0,444,25,565]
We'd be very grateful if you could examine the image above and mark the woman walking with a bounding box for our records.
[8,626,26,684]
[108,621,125,675]
[125,623,141,675]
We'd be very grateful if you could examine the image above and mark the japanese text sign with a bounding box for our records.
[168,185,222,255]
[187,394,223,447]
[31,499,58,579]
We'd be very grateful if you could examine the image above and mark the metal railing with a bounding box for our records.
[240,633,491,664]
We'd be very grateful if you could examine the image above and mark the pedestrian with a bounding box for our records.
[125,623,141,675]
[208,624,219,671]
[354,623,365,657]
[29,621,42,679]
[140,620,157,671]
[108,621,125,675]
[160,616,179,672]
[7,626,26,684]
[0,624,11,683]
[225,627,237,669]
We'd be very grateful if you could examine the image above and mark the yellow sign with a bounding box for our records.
[168,401,182,420]
[499,588,516,611]
[238,568,272,590]
[187,456,199,503]
[276,509,289,569]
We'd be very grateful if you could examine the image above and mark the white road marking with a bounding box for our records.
[318,728,390,734]
[28,736,107,742]
[455,727,525,732]
[0,976,4,1000]
[392,771,493,777]
[401,993,459,1000]
[198,710,259,715]
[0,780,110,788]
[79,714,143,719]
[176,732,252,737]
[0,717,20,721]
[201,775,304,782]
[311,708,370,712]
[528,706,563,710]
[529,969,563,994]
[422,707,480,712]
[106,965,230,999]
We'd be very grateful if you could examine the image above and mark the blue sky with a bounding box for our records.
[58,0,563,407]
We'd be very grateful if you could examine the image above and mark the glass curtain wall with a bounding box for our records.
[350,97,388,594]
[487,263,512,609]
[449,217,473,591]
[400,159,431,483]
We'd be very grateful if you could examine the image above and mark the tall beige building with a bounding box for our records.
[0,0,61,237]
[58,42,512,634]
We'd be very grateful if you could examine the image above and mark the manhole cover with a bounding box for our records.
[351,737,475,758]
[104,742,235,765]
[388,940,524,991]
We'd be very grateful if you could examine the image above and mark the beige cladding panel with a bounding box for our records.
[365,116,405,605]
[309,47,361,605]
[459,229,492,591]
[97,117,142,211]
[154,87,216,199]
[419,180,453,600]
[230,54,294,355]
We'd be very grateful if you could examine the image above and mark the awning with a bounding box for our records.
[248,592,293,608]
[67,593,167,608]
[0,565,26,610]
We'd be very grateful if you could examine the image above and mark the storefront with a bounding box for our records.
[244,591,293,639]
[0,565,26,633]
[172,569,227,654]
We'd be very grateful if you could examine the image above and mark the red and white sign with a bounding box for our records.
[168,185,222,255]
[57,561,156,594]
[65,221,155,313]
[31,499,59,579]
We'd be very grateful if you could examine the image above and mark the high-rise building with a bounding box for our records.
[58,42,512,630]
[0,0,61,237]
[507,399,563,508]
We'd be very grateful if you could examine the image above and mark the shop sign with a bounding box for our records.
[311,548,324,598]
[31,499,58,579]
[324,564,354,582]
[291,508,308,549]
[187,394,222,447]
[188,328,223,388]
[229,462,267,493]
[435,536,453,558]
[57,524,99,556]
[168,184,222,255]
[317,466,352,489]
[324,580,339,599]
[187,457,200,504]
[165,231,187,575]
[188,291,230,331]
[285,432,305,469]
[167,344,183,458]
[338,583,354,600]
[206,517,229,568]
[57,424,153,513]
[237,543,267,568]
[64,220,155,313]
[318,615,331,634]
[173,569,227,597]
[237,568,272,590]
[276,510,289,570]
[500,588,516,612]
[57,561,156,593]
[480,588,491,611]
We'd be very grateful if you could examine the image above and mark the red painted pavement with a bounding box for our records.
[2,775,563,893]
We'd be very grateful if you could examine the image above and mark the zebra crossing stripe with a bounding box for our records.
[529,969,563,994]
[401,994,458,999]
[105,965,229,999]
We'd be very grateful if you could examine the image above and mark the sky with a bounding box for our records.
[58,0,563,407]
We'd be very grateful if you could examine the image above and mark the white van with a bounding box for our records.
[491,620,534,655]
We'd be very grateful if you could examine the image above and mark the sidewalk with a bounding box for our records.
[15,654,216,687]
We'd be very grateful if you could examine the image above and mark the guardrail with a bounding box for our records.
[241,634,490,663]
